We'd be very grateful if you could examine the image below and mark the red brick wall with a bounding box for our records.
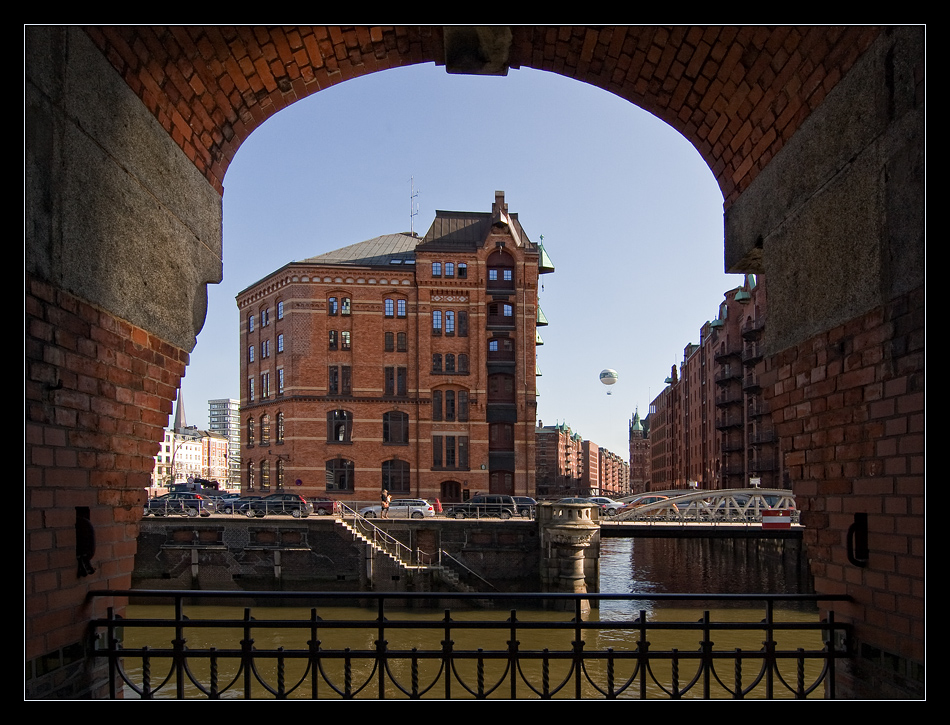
[764,285,925,694]
[26,274,188,672]
[83,26,879,205]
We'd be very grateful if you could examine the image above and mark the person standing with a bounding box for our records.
[381,489,391,518]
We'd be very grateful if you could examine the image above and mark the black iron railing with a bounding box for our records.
[87,590,850,700]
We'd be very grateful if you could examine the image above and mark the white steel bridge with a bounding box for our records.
[612,489,798,524]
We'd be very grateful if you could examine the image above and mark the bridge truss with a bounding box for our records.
[614,489,798,524]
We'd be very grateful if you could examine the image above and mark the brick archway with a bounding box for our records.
[26,26,923,699]
[85,26,878,206]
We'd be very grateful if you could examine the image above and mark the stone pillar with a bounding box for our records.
[538,502,600,617]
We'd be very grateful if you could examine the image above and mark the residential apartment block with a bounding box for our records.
[237,192,553,505]
[535,422,630,498]
[643,275,780,492]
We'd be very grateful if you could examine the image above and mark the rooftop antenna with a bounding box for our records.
[409,177,420,236]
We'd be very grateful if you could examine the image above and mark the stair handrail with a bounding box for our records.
[438,549,498,591]
[337,502,436,567]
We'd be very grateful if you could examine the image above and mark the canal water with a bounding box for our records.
[119,534,826,699]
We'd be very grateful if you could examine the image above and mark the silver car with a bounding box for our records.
[359,498,435,519]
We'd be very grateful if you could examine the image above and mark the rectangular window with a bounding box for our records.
[445,311,455,336]
[459,391,469,421]
[341,297,351,315]
[261,307,270,326]
[397,332,407,352]
[432,310,442,335]
[248,377,255,401]
[504,269,513,282]
[433,435,443,467]
[397,299,407,318]
[328,297,338,315]
[458,311,468,337]
[432,262,442,277]
[341,366,351,395]
[445,436,456,467]
[385,299,394,317]
[329,330,338,350]
[445,262,454,277]
[385,332,395,352]
[385,367,395,396]
[329,366,339,395]
[262,339,270,358]
[432,390,442,421]
[432,354,442,372]
[458,436,469,469]
[261,372,270,398]
[248,346,255,363]
[341,330,351,350]
[458,263,467,279]
[277,368,284,395]
[277,333,284,353]
[445,390,456,421]
[397,367,407,397]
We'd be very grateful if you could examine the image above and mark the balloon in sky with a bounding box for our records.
[600,369,619,394]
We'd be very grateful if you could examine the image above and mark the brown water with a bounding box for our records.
[118,536,825,699]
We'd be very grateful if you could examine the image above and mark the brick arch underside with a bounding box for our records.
[27,27,923,699]
[85,25,879,205]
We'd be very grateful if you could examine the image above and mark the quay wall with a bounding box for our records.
[133,517,542,594]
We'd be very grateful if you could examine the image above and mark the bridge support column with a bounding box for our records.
[538,503,600,617]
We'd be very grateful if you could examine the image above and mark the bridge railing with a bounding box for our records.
[87,590,850,700]
[615,489,800,524]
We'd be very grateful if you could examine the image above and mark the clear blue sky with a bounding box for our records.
[179,62,743,457]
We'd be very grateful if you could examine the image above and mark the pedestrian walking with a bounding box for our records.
[381,489,391,518]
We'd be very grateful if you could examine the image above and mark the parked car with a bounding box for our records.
[557,497,610,515]
[246,493,314,518]
[513,496,538,518]
[620,495,678,513]
[310,496,340,515]
[220,495,262,515]
[144,492,216,518]
[587,497,625,516]
[359,498,435,519]
[446,495,518,520]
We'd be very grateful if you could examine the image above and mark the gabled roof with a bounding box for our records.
[419,209,528,251]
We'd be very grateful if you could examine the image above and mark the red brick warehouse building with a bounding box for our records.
[238,191,554,505]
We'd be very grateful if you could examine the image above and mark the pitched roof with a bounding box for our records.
[300,233,421,267]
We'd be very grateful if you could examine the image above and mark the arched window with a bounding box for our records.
[276,412,285,443]
[327,410,352,443]
[247,461,255,490]
[326,458,354,491]
[487,250,514,289]
[382,459,410,493]
[247,418,255,446]
[260,414,270,445]
[383,411,409,444]
[276,459,285,488]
